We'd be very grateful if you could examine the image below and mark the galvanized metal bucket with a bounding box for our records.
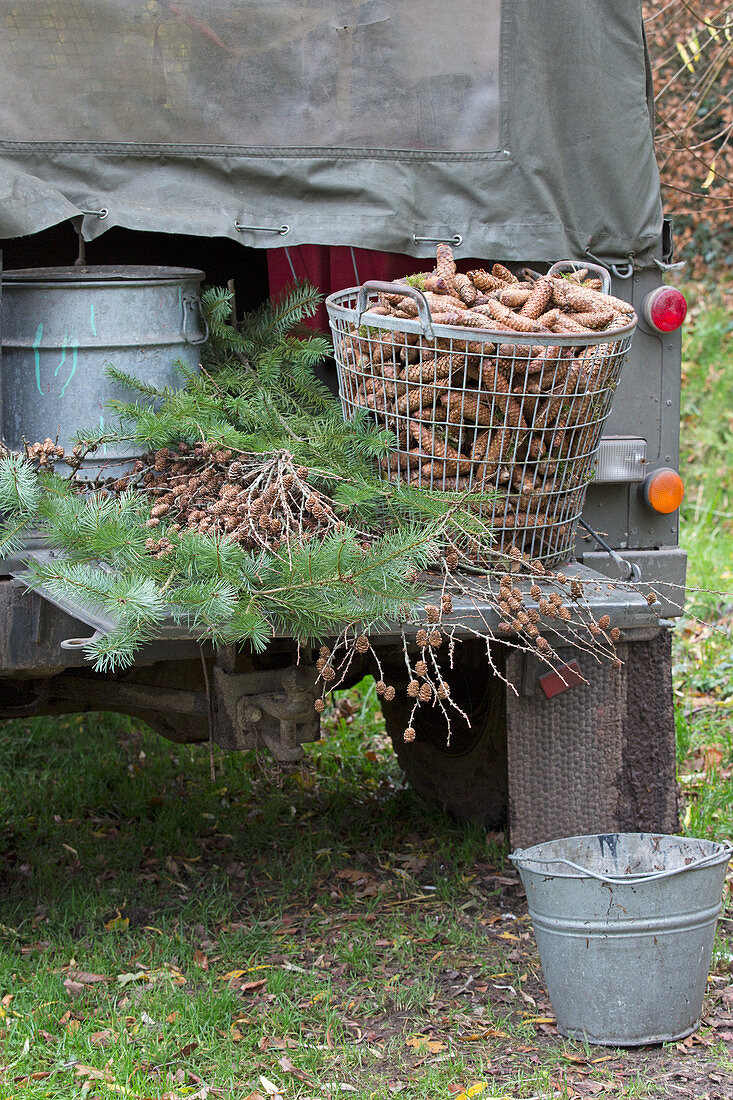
[510,833,732,1046]
[1,266,207,478]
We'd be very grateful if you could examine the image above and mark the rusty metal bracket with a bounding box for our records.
[212,661,320,761]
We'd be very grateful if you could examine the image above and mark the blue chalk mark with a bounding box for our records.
[59,339,78,397]
[33,323,44,395]
[90,303,98,336]
[54,331,68,376]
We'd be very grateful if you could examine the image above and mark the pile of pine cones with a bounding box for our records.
[336,245,637,564]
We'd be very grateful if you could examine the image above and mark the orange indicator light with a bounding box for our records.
[642,468,685,514]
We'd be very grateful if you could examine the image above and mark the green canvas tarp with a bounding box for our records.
[0,0,663,264]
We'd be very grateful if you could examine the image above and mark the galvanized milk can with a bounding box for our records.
[511,832,732,1046]
[1,266,206,476]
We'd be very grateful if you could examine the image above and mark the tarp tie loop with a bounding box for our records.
[412,234,463,247]
[234,222,290,236]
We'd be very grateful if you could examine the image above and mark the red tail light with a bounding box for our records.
[642,287,687,333]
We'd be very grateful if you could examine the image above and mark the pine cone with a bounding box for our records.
[355,635,370,654]
[428,630,442,648]
[418,682,432,702]
[441,594,453,614]
[407,680,420,698]
[403,727,416,743]
[383,685,396,701]
[416,629,429,647]
[599,614,611,630]
[314,698,326,713]
[453,272,477,305]
[424,604,440,623]
[467,269,504,293]
[415,660,428,677]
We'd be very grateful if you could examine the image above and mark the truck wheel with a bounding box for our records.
[380,642,508,828]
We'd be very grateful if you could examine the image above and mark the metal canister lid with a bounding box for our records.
[3,265,205,283]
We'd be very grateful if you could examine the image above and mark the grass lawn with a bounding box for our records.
[1,284,733,1099]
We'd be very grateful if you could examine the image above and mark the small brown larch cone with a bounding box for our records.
[467,269,505,292]
[474,299,543,333]
[409,422,474,474]
[519,275,554,319]
[565,309,614,330]
[492,263,517,283]
[454,272,478,306]
[497,285,531,309]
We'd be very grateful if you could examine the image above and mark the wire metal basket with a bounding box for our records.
[326,271,636,568]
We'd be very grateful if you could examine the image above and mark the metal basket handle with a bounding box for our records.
[356,280,435,340]
[546,260,612,294]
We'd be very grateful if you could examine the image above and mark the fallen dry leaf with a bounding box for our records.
[258,1076,283,1097]
[406,1034,446,1053]
[104,913,130,932]
[90,1028,116,1047]
[65,969,108,984]
[277,1054,313,1084]
[194,949,209,970]
[63,978,86,999]
[259,1035,300,1051]
[240,978,267,994]
[13,1072,52,1085]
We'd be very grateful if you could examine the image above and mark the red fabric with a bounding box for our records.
[266,245,426,332]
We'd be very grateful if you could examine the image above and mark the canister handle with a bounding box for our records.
[509,845,733,883]
[182,294,209,346]
[356,280,435,340]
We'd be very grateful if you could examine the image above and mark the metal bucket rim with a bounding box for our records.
[509,832,733,883]
[3,266,205,285]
